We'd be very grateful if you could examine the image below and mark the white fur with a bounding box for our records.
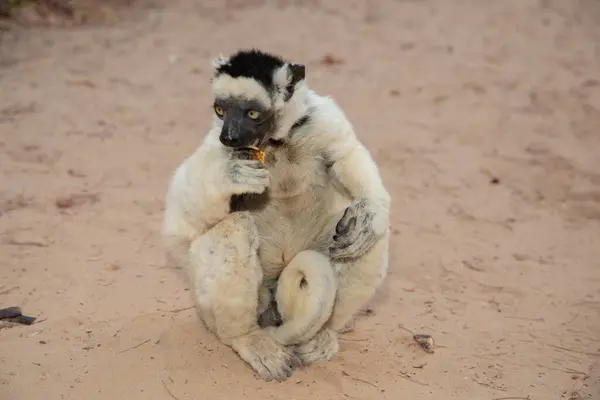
[212,75,271,107]
[162,68,390,381]
[273,81,310,141]
[273,64,291,88]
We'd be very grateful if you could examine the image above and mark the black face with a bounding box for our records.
[215,98,276,149]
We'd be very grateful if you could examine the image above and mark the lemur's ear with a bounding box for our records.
[276,63,306,102]
[211,53,229,70]
[288,63,305,86]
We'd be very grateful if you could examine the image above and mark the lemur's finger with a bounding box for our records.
[335,208,357,236]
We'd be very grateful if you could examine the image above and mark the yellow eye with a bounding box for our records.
[247,110,260,120]
[214,105,225,117]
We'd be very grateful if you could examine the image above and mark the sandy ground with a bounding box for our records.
[1,0,600,399]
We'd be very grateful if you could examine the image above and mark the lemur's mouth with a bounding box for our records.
[243,137,267,164]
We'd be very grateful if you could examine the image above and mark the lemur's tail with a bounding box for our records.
[268,250,337,346]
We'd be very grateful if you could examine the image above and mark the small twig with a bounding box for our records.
[161,379,180,400]
[503,316,544,322]
[564,313,580,325]
[571,301,600,307]
[339,337,369,342]
[565,367,589,376]
[537,364,589,377]
[118,338,151,353]
[493,396,531,400]
[341,371,378,388]
[3,238,51,247]
[397,371,428,387]
[474,352,509,359]
[547,343,600,357]
[357,308,375,316]
[0,286,19,296]
[462,260,484,272]
[169,306,194,314]
[398,325,416,336]
[473,380,506,391]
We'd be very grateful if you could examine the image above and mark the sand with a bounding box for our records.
[1,0,599,399]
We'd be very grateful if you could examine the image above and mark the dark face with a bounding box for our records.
[215,98,276,149]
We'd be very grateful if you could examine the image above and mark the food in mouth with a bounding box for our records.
[245,145,265,164]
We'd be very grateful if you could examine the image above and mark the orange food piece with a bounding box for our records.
[247,146,265,164]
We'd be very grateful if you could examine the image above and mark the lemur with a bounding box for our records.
[161,49,390,382]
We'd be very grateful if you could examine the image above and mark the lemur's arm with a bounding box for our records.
[329,141,390,218]
[321,109,390,260]
[163,139,231,236]
[161,134,269,262]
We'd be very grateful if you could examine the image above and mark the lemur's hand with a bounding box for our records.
[330,197,386,261]
[225,151,270,195]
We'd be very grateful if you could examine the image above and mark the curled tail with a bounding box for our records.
[267,250,337,346]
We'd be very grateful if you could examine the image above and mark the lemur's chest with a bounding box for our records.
[229,144,348,279]
[230,144,329,217]
[263,143,325,198]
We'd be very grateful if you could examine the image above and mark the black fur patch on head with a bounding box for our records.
[215,49,287,93]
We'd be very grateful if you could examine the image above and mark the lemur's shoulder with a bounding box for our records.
[289,91,358,161]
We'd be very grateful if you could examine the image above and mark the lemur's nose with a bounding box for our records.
[220,134,245,148]
[220,118,246,148]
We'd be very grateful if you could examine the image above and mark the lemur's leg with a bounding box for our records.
[188,211,299,381]
[329,235,389,331]
[291,137,391,366]
[294,235,389,366]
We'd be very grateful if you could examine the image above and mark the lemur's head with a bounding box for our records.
[210,49,306,149]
